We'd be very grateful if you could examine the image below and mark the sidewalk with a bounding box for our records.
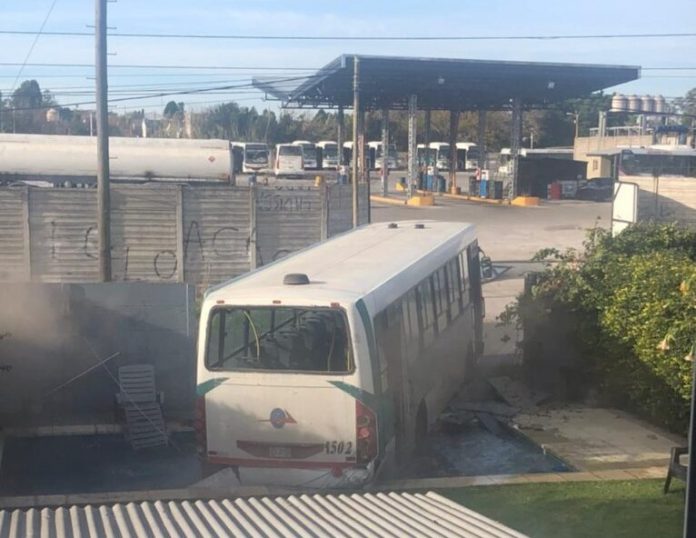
[515,406,685,472]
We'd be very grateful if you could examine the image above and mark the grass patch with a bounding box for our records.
[440,479,683,538]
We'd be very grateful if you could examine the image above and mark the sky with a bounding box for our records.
[1,0,695,116]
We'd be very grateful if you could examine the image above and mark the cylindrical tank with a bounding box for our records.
[641,95,655,113]
[627,95,642,113]
[610,93,627,112]
[45,108,59,123]
[654,95,667,114]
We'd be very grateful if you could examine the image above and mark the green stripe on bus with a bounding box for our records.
[355,299,381,396]
[354,299,395,453]
[196,377,229,396]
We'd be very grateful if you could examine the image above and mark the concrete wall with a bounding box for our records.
[0,183,368,289]
[623,175,696,227]
[0,282,195,429]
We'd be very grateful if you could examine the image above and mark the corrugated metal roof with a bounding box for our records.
[0,491,528,537]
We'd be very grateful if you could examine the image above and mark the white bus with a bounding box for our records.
[317,141,340,169]
[367,141,398,171]
[292,140,318,170]
[230,142,270,174]
[456,142,480,171]
[273,144,304,178]
[429,142,452,170]
[195,221,484,487]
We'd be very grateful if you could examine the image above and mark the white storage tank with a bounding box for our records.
[610,93,628,112]
[641,95,655,113]
[654,95,667,114]
[45,108,59,123]
[627,95,642,113]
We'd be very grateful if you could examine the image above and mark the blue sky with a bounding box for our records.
[1,0,695,115]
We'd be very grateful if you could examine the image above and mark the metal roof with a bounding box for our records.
[0,491,528,537]
[254,54,640,111]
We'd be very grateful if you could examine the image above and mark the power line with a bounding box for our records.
[2,62,696,73]
[9,0,60,94]
[4,74,311,111]
[2,61,696,71]
[0,29,695,40]
[0,62,316,71]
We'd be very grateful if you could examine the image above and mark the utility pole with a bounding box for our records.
[96,0,111,281]
[351,56,360,228]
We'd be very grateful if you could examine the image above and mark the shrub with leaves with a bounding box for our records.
[512,223,696,432]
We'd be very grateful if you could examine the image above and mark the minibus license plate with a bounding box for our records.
[269,446,292,459]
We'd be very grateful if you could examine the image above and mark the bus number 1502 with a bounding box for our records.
[325,441,352,455]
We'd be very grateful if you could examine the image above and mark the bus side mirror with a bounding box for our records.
[480,255,493,279]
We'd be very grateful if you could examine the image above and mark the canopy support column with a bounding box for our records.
[381,108,389,197]
[407,95,417,198]
[358,108,369,222]
[337,106,344,165]
[477,110,487,169]
[448,111,459,193]
[358,108,367,183]
[351,57,360,227]
[510,98,523,199]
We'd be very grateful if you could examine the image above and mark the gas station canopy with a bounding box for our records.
[254,54,640,111]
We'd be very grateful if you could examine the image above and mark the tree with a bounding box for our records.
[163,101,185,119]
[674,87,696,121]
[10,80,45,133]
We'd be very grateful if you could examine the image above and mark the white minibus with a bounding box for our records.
[230,142,270,173]
[274,144,304,178]
[292,140,318,170]
[196,221,485,487]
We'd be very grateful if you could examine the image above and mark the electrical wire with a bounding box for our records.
[0,29,695,40]
[8,0,60,94]
[2,62,696,71]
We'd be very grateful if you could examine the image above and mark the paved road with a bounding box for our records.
[368,179,612,359]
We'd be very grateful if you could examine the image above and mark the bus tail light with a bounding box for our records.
[194,396,207,455]
[355,400,378,464]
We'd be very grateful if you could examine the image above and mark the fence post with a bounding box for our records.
[321,183,329,241]
[22,186,32,281]
[249,185,258,269]
[176,185,185,282]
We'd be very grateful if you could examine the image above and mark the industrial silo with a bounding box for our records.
[611,93,628,112]
[641,95,655,113]
[654,95,667,114]
[627,95,642,113]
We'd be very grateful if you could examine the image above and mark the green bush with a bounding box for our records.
[515,223,696,432]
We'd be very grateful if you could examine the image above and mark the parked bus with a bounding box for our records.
[416,144,437,168]
[292,140,318,170]
[456,142,480,170]
[429,142,452,170]
[230,142,270,174]
[273,144,304,178]
[342,141,372,169]
[367,142,398,170]
[195,221,484,487]
[317,141,340,169]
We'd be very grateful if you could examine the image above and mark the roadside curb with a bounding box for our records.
[370,195,432,207]
[438,192,511,206]
[377,466,667,491]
